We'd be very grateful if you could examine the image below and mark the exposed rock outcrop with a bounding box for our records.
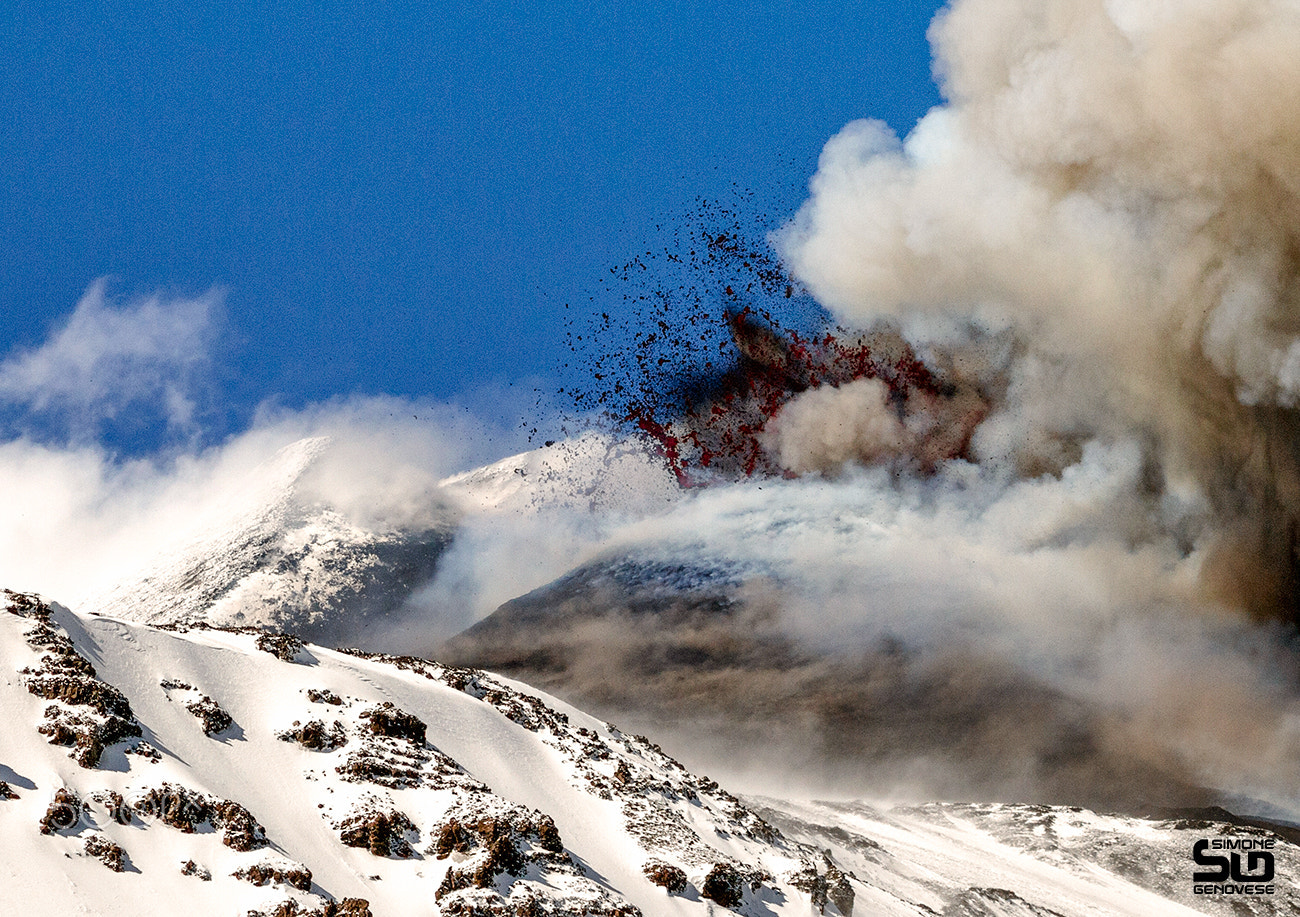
[84,834,127,872]
[233,860,313,891]
[8,592,143,768]
[338,806,417,859]
[134,783,269,851]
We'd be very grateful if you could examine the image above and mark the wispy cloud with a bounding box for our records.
[0,279,222,443]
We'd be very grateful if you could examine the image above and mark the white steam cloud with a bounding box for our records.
[0,280,222,438]
[0,395,514,610]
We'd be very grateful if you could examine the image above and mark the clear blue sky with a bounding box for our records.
[0,1,945,451]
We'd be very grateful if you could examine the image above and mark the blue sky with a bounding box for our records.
[0,1,945,453]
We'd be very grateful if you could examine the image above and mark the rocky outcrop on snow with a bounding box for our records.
[9,589,144,768]
[160,680,236,736]
[5,587,1299,916]
[0,588,854,915]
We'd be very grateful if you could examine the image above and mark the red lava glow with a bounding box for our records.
[565,200,986,487]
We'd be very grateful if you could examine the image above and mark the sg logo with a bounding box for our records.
[1193,839,1275,883]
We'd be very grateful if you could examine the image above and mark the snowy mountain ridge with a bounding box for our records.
[81,437,456,646]
[77,433,677,647]
[3,588,1297,916]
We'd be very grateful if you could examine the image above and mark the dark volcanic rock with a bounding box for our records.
[700,863,744,909]
[279,719,347,751]
[40,788,82,835]
[186,695,235,735]
[643,861,687,894]
[134,783,268,850]
[84,835,127,872]
[359,703,426,744]
[181,859,212,880]
[234,861,313,890]
[257,632,305,662]
[14,594,143,768]
[339,808,417,858]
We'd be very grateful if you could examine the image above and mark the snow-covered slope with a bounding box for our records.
[4,588,1295,916]
[78,433,675,649]
[82,438,454,647]
[438,432,679,517]
[0,589,841,916]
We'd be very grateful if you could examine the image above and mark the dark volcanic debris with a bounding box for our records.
[256,631,306,662]
[279,718,347,751]
[180,859,212,880]
[249,899,373,917]
[40,787,83,835]
[160,677,237,736]
[432,799,642,917]
[84,834,127,872]
[358,702,426,744]
[233,860,314,891]
[642,860,687,894]
[789,856,856,916]
[91,789,132,825]
[338,805,418,859]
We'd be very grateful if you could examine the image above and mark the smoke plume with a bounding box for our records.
[445,0,1300,817]
[776,0,1300,621]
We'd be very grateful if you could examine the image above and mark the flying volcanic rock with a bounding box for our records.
[4,588,1297,916]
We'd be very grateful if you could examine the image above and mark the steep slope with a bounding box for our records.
[3,589,1294,916]
[82,437,455,648]
[0,589,842,916]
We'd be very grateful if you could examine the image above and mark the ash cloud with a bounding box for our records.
[776,0,1300,620]
[445,445,1300,814]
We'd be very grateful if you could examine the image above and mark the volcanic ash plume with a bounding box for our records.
[775,0,1300,619]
